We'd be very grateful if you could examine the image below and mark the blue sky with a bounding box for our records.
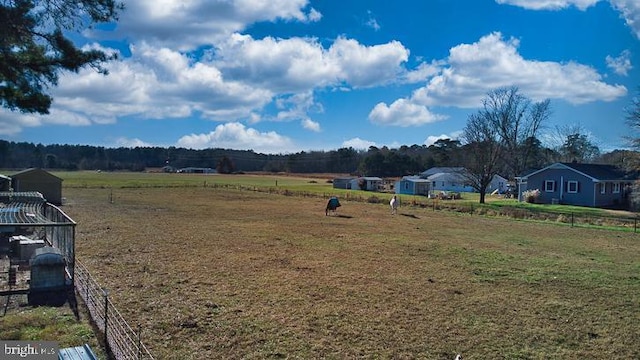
[2,0,639,154]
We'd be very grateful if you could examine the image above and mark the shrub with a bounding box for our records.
[367,196,380,204]
[522,189,540,203]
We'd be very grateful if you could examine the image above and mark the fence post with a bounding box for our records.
[571,212,574,227]
[138,324,142,360]
[635,218,637,233]
[103,289,109,348]
[85,274,89,303]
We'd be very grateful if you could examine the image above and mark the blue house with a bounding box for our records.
[395,176,430,195]
[516,162,632,208]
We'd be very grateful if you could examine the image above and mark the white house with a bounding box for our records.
[349,176,383,191]
[420,167,508,194]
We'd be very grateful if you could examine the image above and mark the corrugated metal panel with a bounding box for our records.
[0,192,52,225]
[58,344,98,360]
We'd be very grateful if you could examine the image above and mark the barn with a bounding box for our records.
[11,168,63,205]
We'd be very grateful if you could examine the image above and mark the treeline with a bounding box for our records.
[0,139,634,179]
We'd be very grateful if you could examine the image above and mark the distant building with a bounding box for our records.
[420,167,507,194]
[177,167,217,174]
[349,176,383,191]
[395,176,430,196]
[332,177,355,189]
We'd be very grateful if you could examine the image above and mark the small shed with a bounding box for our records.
[29,246,68,306]
[11,168,63,205]
[350,176,383,191]
[395,176,430,195]
[332,177,355,189]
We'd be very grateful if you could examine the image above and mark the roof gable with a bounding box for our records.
[520,162,629,181]
[421,167,465,177]
[11,168,62,182]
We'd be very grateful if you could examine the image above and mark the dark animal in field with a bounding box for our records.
[325,197,341,216]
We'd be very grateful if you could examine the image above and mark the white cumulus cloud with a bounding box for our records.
[411,32,626,108]
[610,0,640,39]
[301,118,321,132]
[495,0,599,10]
[115,137,154,148]
[606,49,633,75]
[176,122,295,153]
[215,34,410,91]
[368,99,447,127]
[342,137,377,150]
[497,0,640,39]
[108,0,320,50]
[423,131,463,146]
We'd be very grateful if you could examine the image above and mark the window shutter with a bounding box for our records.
[577,182,580,192]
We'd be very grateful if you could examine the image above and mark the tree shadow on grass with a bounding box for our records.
[400,213,420,219]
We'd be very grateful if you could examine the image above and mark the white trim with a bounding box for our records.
[544,180,555,192]
[613,182,621,193]
[600,183,606,194]
[567,180,578,193]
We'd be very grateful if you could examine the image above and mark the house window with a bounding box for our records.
[404,182,409,190]
[544,180,555,192]
[600,183,606,194]
[567,181,579,193]
[613,183,620,193]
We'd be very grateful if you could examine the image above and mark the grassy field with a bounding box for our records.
[0,298,107,359]
[60,180,640,359]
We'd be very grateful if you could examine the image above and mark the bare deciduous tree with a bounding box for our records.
[483,87,551,179]
[461,113,503,204]
[461,87,551,203]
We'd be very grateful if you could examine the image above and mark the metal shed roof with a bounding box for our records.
[0,192,54,225]
[58,344,98,360]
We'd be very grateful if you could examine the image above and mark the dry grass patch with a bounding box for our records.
[63,187,640,359]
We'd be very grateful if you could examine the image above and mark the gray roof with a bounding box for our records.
[420,167,465,177]
[561,162,629,180]
[521,162,630,181]
[11,168,62,181]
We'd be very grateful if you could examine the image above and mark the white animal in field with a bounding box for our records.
[390,195,398,214]
[454,354,463,360]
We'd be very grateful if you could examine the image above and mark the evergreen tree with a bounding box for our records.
[0,0,123,113]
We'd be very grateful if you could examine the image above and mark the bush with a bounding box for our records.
[522,189,540,203]
[367,196,380,204]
